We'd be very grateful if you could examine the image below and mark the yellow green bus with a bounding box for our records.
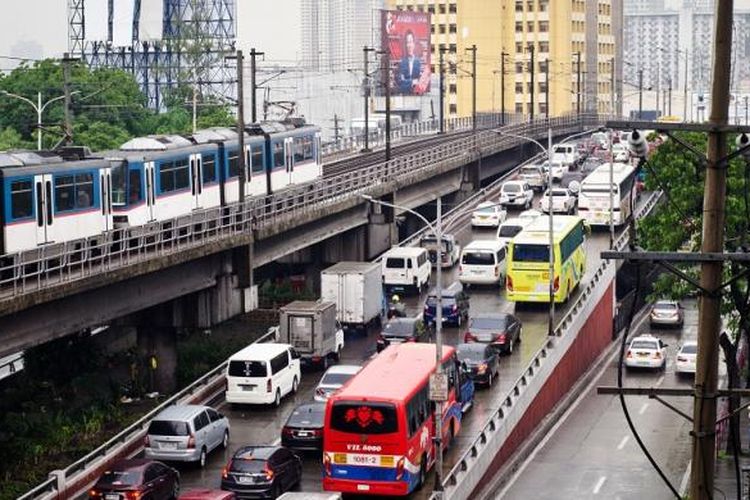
[505,215,587,303]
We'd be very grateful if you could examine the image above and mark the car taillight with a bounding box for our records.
[124,492,141,500]
[653,352,662,359]
[187,434,196,449]
[464,332,477,342]
[677,356,688,362]
[88,490,99,498]
[498,333,506,343]
[494,266,499,277]
[323,453,332,476]
[264,465,275,481]
[282,427,294,436]
[459,265,463,273]
[312,428,323,437]
[266,379,273,393]
[477,363,487,374]
[316,388,326,397]
[222,461,231,479]
[406,336,416,343]
[626,350,632,358]
[506,275,513,291]
[377,334,385,342]
[395,456,406,480]
[553,276,560,292]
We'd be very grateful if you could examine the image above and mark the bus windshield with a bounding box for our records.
[512,244,549,262]
[330,402,399,434]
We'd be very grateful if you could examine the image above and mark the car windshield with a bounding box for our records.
[97,471,141,487]
[228,360,268,378]
[457,346,487,362]
[654,302,678,311]
[520,167,540,176]
[631,340,658,350]
[385,257,405,268]
[462,251,494,265]
[286,405,325,426]
[321,372,355,386]
[470,316,507,329]
[503,184,521,192]
[476,205,495,214]
[230,458,268,473]
[148,420,190,436]
[498,225,522,238]
[383,321,414,336]
[681,344,697,354]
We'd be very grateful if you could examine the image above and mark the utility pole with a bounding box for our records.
[576,52,582,117]
[501,51,507,125]
[745,95,748,125]
[249,48,264,123]
[691,1,733,498]
[62,53,76,145]
[235,50,247,202]
[544,59,550,119]
[638,69,644,120]
[656,62,661,118]
[439,46,446,134]
[668,77,672,116]
[529,45,535,121]
[363,46,375,151]
[683,49,689,122]
[332,114,341,144]
[382,50,392,161]
[610,58,615,117]
[468,44,477,130]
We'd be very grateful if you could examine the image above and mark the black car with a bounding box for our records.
[423,281,470,327]
[89,459,180,500]
[464,313,522,354]
[377,317,429,352]
[456,343,499,387]
[281,402,325,452]
[221,446,302,499]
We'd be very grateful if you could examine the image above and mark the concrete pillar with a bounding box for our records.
[136,325,177,394]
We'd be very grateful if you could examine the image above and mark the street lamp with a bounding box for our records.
[361,193,447,492]
[0,90,80,150]
[495,127,597,338]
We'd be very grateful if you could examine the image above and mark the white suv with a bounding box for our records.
[518,164,548,191]
[499,181,534,209]
[625,335,667,370]
[540,188,576,214]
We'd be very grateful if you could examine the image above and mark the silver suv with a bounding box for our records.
[144,404,230,468]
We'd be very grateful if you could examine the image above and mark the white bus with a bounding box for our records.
[577,162,637,226]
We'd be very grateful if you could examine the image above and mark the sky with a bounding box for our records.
[0,0,301,67]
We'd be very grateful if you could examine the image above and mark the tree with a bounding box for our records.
[73,121,131,152]
[639,131,750,454]
[0,127,31,150]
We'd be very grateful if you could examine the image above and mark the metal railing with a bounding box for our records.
[18,327,279,500]
[0,114,606,302]
[433,189,662,500]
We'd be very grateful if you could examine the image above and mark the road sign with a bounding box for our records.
[429,372,448,402]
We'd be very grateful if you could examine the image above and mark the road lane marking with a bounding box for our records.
[679,459,692,496]
[272,437,281,446]
[656,375,665,387]
[616,435,629,450]
[639,403,649,415]
[495,311,651,499]
[593,476,607,494]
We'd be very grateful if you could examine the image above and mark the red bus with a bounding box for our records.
[322,343,472,496]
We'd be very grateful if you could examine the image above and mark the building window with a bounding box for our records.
[515,1,523,12]
[539,103,548,114]
[449,43,456,53]
[449,84,457,93]
[539,21,549,32]
[449,104,457,113]
[428,5,435,13]
[527,21,535,32]
[539,60,548,72]
[539,81,547,92]
[439,25,446,34]
[515,103,524,113]
[449,3,457,13]
[439,4,446,14]
[516,42,524,53]
[539,41,549,53]
[515,82,523,93]
[539,0,548,11]
[449,24,457,33]
[526,0,534,11]
[516,62,524,74]
[515,21,523,32]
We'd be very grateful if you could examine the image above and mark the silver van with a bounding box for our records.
[144,404,230,468]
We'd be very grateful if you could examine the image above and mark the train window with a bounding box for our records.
[54,175,76,212]
[227,150,240,178]
[303,136,314,161]
[111,164,126,205]
[128,169,142,203]
[293,138,305,163]
[202,155,216,183]
[159,158,190,193]
[174,159,189,189]
[10,180,33,219]
[251,147,264,173]
[75,173,94,209]
[273,142,284,168]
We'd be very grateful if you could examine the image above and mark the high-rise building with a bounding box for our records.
[387,0,622,119]
[301,0,384,72]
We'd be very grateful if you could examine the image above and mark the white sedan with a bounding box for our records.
[675,341,697,375]
[625,335,668,370]
[612,143,630,163]
[471,201,507,227]
[540,188,576,214]
[314,364,362,402]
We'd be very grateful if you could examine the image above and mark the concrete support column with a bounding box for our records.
[136,325,177,394]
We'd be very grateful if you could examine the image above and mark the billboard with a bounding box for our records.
[381,9,431,96]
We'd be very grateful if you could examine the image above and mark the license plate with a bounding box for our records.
[105,495,120,500]
[357,485,371,491]
[637,353,648,357]
[296,431,311,437]
[516,286,530,292]
[237,476,253,484]
[472,270,484,274]
[240,384,256,391]
[160,442,177,450]
[350,454,379,465]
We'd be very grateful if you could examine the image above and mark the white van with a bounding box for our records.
[226,343,301,407]
[552,143,578,166]
[496,217,531,246]
[458,240,507,286]
[381,247,431,293]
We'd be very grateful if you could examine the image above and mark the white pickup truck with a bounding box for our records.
[540,188,577,214]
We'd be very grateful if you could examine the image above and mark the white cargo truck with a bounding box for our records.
[278,301,344,369]
[321,262,383,335]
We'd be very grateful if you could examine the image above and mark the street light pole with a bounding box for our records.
[0,91,73,150]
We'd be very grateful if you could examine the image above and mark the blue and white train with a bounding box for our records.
[0,120,321,254]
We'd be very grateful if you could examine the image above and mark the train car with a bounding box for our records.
[252,121,321,193]
[0,150,114,254]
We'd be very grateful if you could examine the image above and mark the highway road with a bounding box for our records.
[176,185,649,496]
[495,303,698,500]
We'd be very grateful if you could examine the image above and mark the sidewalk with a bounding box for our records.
[714,449,750,498]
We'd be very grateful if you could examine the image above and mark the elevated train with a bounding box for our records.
[0,120,321,254]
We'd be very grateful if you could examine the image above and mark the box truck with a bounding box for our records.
[278,301,344,369]
[321,262,383,334]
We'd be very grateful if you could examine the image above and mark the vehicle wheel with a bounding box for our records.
[272,481,282,498]
[171,480,179,500]
[334,346,342,362]
[198,447,207,468]
[517,328,522,343]
[274,389,281,408]
[292,377,299,394]
[525,199,531,209]
[487,371,493,388]
[322,355,329,370]
[222,430,229,449]
[507,338,514,355]
[416,455,427,490]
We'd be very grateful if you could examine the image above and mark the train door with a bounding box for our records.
[190,153,204,209]
[244,145,252,198]
[315,132,322,176]
[33,174,54,246]
[99,168,113,231]
[144,161,157,221]
[284,137,295,186]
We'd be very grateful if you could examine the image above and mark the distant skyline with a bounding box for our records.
[0,0,301,68]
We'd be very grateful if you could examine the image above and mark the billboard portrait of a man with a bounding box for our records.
[382,10,431,96]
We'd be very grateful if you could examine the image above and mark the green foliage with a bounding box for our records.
[0,127,31,150]
[73,121,131,151]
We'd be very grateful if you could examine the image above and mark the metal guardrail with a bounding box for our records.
[432,189,663,500]
[17,327,279,500]
[0,114,606,301]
